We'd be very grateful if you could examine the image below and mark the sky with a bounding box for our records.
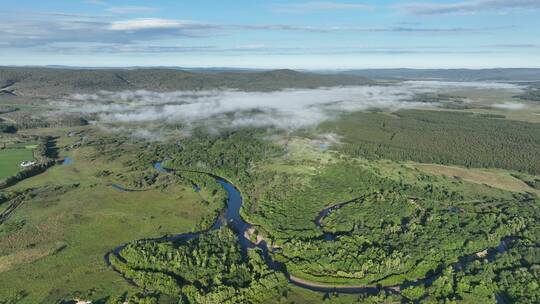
[0,0,539,69]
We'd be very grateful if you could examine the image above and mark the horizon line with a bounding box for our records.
[3,65,540,71]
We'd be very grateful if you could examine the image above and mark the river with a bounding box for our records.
[107,162,513,297]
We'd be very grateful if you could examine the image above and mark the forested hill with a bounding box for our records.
[340,68,540,81]
[0,67,373,97]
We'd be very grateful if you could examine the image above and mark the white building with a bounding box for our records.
[20,160,37,168]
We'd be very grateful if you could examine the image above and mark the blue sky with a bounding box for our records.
[0,0,539,69]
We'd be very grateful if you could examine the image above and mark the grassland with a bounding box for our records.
[0,148,33,179]
[413,163,540,195]
[0,185,212,302]
[0,127,223,303]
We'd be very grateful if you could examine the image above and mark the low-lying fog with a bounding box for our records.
[49,81,525,136]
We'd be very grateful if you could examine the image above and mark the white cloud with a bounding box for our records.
[400,0,540,15]
[85,0,107,5]
[51,81,524,132]
[491,102,527,110]
[107,6,159,14]
[109,18,194,31]
[273,2,373,13]
[0,10,504,52]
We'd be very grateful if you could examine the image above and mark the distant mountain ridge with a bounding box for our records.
[0,67,372,97]
[339,68,540,81]
[2,67,539,99]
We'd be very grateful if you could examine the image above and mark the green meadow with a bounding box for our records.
[0,129,224,303]
[0,148,34,180]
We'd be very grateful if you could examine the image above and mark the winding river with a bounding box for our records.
[107,162,513,297]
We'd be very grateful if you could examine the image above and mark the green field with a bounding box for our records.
[0,130,224,303]
[0,183,218,302]
[0,148,33,179]
[413,163,540,196]
[7,141,39,149]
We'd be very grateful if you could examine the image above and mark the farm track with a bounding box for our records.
[0,195,25,225]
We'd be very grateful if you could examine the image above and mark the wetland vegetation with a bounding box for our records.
[0,68,539,303]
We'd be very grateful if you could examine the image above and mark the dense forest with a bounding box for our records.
[349,237,540,303]
[322,110,540,174]
[2,111,89,130]
[242,157,538,287]
[90,124,540,303]
[109,227,287,303]
[120,127,540,302]
[403,237,540,303]
[342,68,540,81]
[134,129,285,187]
[518,87,540,101]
